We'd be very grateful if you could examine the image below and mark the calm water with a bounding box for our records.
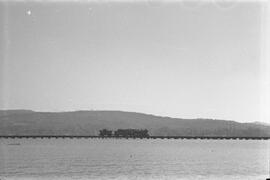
[0,139,269,180]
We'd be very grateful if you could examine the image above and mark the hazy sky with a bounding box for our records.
[0,1,268,122]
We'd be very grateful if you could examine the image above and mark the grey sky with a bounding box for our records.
[0,1,267,122]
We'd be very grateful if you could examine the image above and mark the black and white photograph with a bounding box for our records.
[0,0,270,179]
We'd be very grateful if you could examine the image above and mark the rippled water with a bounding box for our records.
[0,139,269,180]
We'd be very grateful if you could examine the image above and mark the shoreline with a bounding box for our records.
[0,135,269,140]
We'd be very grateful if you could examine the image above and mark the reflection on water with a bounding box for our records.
[0,139,269,180]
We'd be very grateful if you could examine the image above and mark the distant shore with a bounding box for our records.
[0,135,269,140]
[1,110,270,138]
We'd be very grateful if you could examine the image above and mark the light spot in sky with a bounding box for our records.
[27,10,31,15]
[214,0,238,9]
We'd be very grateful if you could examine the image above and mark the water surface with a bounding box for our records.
[0,139,269,180]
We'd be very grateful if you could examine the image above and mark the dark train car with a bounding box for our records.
[99,129,113,137]
[114,129,149,138]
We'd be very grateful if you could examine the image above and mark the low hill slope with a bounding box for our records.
[0,110,269,137]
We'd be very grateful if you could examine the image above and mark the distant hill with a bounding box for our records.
[0,110,269,137]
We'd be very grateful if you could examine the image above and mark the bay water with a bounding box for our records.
[0,139,269,180]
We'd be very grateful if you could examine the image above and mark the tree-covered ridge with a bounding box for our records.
[0,110,269,137]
